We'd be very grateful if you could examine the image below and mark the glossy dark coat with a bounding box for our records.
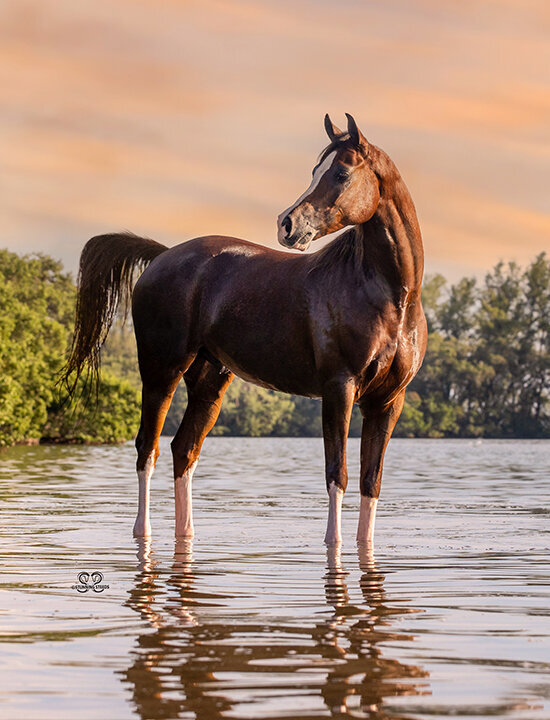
[64,114,427,545]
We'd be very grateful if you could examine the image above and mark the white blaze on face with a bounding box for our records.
[175,460,198,538]
[277,151,337,244]
[324,481,344,545]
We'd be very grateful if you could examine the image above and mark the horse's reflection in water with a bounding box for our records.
[123,542,430,719]
[321,546,429,716]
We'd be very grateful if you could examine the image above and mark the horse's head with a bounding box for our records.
[277,114,380,251]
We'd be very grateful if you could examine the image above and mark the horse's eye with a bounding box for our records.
[335,170,349,183]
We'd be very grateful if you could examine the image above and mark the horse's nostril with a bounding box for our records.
[282,215,292,235]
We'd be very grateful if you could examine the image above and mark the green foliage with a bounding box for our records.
[0,251,74,445]
[406,253,550,437]
[75,252,550,440]
[162,381,322,438]
[214,381,295,436]
[1,248,548,444]
[0,249,139,445]
[43,373,140,444]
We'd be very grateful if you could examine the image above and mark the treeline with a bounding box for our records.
[0,250,139,445]
[103,252,550,439]
[405,254,550,437]
[0,248,548,445]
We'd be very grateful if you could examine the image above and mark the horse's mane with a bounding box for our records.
[309,226,365,273]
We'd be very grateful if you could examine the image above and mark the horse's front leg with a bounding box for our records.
[357,390,405,547]
[322,380,355,545]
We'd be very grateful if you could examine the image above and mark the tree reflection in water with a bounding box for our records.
[122,541,430,719]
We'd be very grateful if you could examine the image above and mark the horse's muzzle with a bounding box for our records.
[277,213,314,251]
[282,235,312,251]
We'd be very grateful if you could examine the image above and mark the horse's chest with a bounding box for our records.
[317,306,395,370]
[358,315,426,401]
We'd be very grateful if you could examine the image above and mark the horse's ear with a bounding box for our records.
[345,113,369,153]
[324,114,343,141]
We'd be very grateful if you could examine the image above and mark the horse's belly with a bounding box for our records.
[209,344,324,398]
[203,312,323,396]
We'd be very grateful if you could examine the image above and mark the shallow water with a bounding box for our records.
[0,437,549,720]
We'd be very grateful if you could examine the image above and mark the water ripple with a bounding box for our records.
[0,438,549,718]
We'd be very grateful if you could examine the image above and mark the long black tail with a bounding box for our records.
[59,232,168,397]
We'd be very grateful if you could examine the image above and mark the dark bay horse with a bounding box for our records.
[62,114,427,547]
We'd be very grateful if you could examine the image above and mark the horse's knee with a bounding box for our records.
[134,408,161,470]
[171,437,198,476]
[136,432,159,472]
[327,478,348,495]
[360,466,381,498]
[325,461,348,494]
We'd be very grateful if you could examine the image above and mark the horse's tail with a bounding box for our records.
[59,232,169,398]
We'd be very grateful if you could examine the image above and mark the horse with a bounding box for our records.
[62,113,427,547]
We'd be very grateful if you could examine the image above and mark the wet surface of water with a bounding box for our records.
[1,438,549,719]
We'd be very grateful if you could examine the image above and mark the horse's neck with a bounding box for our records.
[358,147,424,304]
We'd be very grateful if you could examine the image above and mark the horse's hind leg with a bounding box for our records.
[133,376,181,537]
[357,390,405,547]
[171,357,233,538]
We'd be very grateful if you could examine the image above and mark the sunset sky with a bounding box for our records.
[1,0,549,280]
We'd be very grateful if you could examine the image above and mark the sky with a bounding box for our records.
[1,0,549,281]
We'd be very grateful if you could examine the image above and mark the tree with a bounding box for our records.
[0,249,140,445]
[407,254,550,438]
[474,256,550,436]
[43,374,140,444]
[98,255,550,440]
[2,248,547,444]
[0,251,74,445]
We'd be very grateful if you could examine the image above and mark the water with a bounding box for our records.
[0,438,549,720]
